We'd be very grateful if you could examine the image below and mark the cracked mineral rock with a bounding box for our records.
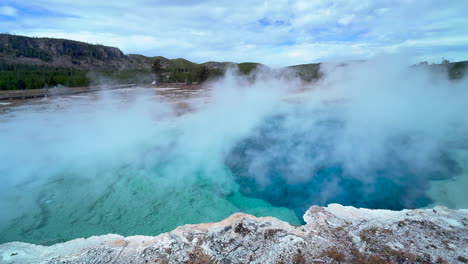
[1,204,467,264]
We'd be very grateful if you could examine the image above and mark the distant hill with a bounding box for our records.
[0,34,270,89]
[0,34,466,90]
[0,34,266,73]
[288,63,321,81]
[0,34,149,70]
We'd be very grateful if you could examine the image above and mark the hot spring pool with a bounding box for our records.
[1,74,467,245]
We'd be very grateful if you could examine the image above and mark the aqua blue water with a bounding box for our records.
[227,113,462,219]
[0,90,303,245]
[0,85,466,245]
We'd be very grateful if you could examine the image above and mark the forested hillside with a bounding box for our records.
[1,34,466,90]
[0,34,266,90]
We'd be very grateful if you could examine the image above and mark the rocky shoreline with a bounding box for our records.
[0,204,467,264]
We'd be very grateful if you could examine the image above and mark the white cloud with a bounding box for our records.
[338,14,355,26]
[3,0,468,65]
[0,5,17,16]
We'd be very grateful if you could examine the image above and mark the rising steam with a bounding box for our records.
[0,57,467,244]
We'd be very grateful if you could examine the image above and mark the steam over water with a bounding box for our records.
[1,59,467,245]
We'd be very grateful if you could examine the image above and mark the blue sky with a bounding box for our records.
[1,0,468,66]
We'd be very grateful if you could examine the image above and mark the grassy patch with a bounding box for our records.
[323,248,345,262]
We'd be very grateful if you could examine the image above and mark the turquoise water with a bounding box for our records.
[1,79,467,245]
[0,90,302,245]
[226,113,465,215]
[0,166,300,245]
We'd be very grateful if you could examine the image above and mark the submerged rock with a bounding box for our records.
[0,204,467,264]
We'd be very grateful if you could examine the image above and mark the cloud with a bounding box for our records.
[1,0,468,65]
[0,5,17,16]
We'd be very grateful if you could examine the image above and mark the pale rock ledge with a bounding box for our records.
[1,204,467,264]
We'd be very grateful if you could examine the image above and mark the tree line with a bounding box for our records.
[0,59,223,90]
[0,63,158,90]
[0,64,89,90]
[151,58,221,84]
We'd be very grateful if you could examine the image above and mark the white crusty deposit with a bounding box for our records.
[1,204,467,264]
